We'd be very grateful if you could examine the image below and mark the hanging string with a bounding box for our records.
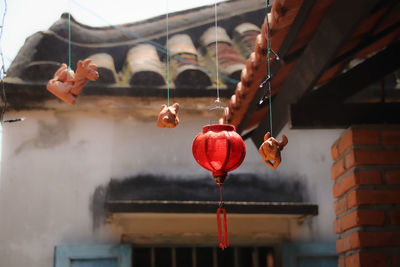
[67,0,74,80]
[0,0,23,123]
[259,1,279,135]
[265,0,273,136]
[166,0,170,107]
[212,1,230,245]
[208,0,224,124]
[214,0,220,103]
[212,5,229,250]
[68,11,71,70]
[217,184,228,250]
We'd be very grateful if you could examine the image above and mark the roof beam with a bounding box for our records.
[236,0,316,134]
[283,0,400,66]
[300,41,400,103]
[329,21,400,69]
[251,0,380,147]
[289,102,400,129]
[283,20,400,68]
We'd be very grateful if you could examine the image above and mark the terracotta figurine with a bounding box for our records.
[157,103,180,128]
[47,59,99,105]
[259,132,288,170]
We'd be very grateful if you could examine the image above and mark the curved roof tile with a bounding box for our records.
[233,23,261,59]
[201,26,246,88]
[169,34,212,89]
[124,44,166,87]
[5,0,399,116]
[89,53,118,84]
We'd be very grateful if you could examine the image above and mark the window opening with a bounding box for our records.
[132,246,275,267]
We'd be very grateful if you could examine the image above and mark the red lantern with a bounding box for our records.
[192,124,246,250]
[192,124,246,184]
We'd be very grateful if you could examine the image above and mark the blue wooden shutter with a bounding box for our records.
[55,244,131,267]
[282,242,337,267]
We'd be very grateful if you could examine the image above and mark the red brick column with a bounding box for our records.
[330,126,400,267]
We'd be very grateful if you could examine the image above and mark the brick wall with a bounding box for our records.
[330,126,400,267]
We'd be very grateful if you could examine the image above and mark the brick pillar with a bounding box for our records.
[330,126,400,267]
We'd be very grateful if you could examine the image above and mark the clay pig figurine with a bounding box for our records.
[157,103,180,128]
[47,59,99,105]
[259,132,288,170]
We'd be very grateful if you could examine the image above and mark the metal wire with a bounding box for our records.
[207,0,226,124]
[166,0,170,106]
[265,0,273,136]
[68,3,71,70]
[214,0,220,102]
[0,0,24,123]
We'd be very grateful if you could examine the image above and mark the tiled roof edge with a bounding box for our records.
[49,0,267,45]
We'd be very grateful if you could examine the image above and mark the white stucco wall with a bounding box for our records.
[0,108,341,266]
[259,125,343,242]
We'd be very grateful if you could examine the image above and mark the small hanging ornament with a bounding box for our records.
[46,59,99,105]
[156,5,180,129]
[157,103,180,128]
[192,124,246,250]
[258,132,288,170]
[257,0,288,170]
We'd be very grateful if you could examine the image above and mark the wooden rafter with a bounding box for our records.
[250,0,381,148]
[329,22,400,69]
[236,0,316,134]
[283,0,400,66]
[300,41,400,103]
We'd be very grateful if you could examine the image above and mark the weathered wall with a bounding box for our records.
[254,124,342,242]
[0,110,118,267]
[0,108,340,266]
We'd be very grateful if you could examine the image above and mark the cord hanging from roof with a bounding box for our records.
[208,0,224,125]
[213,2,229,250]
[214,0,220,102]
[68,2,72,72]
[262,0,275,137]
[45,0,99,105]
[258,0,288,170]
[166,0,170,107]
[156,0,180,128]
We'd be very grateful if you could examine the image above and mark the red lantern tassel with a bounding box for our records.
[217,185,229,250]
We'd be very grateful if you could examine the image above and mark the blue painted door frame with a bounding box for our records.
[55,244,131,267]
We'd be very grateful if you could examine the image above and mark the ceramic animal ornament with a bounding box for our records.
[70,59,99,95]
[157,103,180,128]
[46,64,76,105]
[47,59,99,105]
[259,132,288,170]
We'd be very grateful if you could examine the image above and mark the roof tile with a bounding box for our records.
[89,53,118,84]
[22,61,61,82]
[233,23,261,59]
[169,34,211,88]
[5,0,399,120]
[124,44,166,87]
[201,26,245,88]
